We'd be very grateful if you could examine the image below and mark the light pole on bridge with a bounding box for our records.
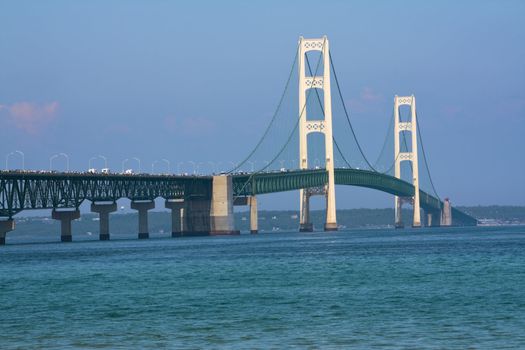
[50,153,69,171]
[121,157,141,173]
[5,150,25,170]
[89,156,97,170]
[98,155,108,169]
[188,161,203,175]
[207,161,217,174]
[89,155,107,170]
[162,159,170,174]
[151,160,159,174]
[60,153,70,171]
[152,159,171,174]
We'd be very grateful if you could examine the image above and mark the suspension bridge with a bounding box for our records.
[0,36,477,244]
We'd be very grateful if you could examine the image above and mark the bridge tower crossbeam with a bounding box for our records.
[394,95,421,228]
[298,36,337,232]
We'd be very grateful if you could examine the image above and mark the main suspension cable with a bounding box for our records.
[372,108,395,171]
[227,43,299,174]
[329,52,377,172]
[416,111,441,200]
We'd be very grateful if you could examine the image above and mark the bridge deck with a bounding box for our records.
[0,169,476,225]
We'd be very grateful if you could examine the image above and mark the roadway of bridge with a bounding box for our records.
[0,169,476,225]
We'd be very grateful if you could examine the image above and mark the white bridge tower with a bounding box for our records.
[394,95,422,228]
[298,36,337,232]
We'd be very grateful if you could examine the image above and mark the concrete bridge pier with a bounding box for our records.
[441,198,452,226]
[91,202,117,240]
[394,197,404,229]
[249,196,258,234]
[0,219,15,245]
[52,209,80,242]
[184,198,210,235]
[165,199,184,237]
[425,211,441,227]
[299,191,313,232]
[210,176,239,235]
[131,200,155,239]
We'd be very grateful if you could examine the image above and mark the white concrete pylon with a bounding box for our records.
[393,95,421,228]
[298,36,337,232]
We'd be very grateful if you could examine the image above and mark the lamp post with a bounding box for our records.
[177,162,184,174]
[161,159,170,173]
[5,150,25,170]
[90,155,108,170]
[188,161,197,175]
[121,159,129,173]
[15,150,24,170]
[89,156,98,169]
[98,155,108,169]
[5,153,11,170]
[132,157,141,173]
[50,153,69,171]
[49,154,58,170]
[60,153,69,172]
[151,160,160,174]
[207,161,216,174]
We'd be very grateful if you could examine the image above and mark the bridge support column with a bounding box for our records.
[425,211,441,227]
[131,200,155,239]
[184,199,210,236]
[394,197,404,229]
[90,202,117,240]
[0,219,15,245]
[249,196,258,234]
[297,36,337,232]
[210,175,239,235]
[393,95,421,228]
[52,209,80,242]
[441,198,452,226]
[427,212,433,227]
[165,199,184,237]
[299,192,313,232]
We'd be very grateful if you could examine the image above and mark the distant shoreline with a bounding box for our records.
[10,206,525,235]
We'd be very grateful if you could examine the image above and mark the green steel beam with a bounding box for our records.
[0,171,212,218]
[0,169,476,225]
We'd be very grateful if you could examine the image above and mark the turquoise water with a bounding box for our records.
[1,226,524,349]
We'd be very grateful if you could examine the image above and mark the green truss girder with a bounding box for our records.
[0,172,211,218]
[231,168,476,225]
[0,169,476,225]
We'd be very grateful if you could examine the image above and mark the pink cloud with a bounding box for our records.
[441,105,462,119]
[348,87,383,113]
[0,101,59,134]
[182,117,215,134]
[360,87,382,102]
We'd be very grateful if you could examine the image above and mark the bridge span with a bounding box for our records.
[0,169,476,244]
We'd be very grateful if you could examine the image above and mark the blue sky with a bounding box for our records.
[1,0,524,210]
